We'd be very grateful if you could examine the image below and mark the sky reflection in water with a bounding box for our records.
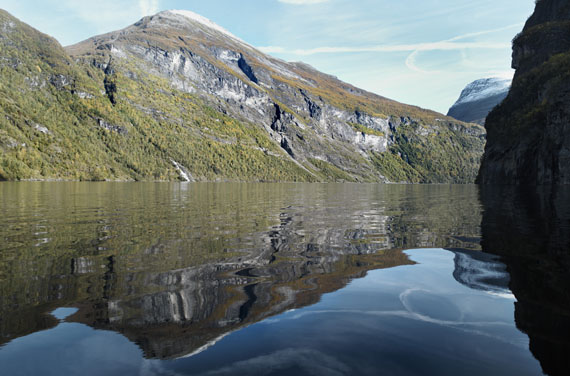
[0,249,541,376]
[1,183,563,375]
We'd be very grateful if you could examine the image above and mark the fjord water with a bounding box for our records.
[0,183,566,375]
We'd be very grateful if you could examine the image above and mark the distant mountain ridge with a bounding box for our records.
[0,9,485,182]
[447,78,511,125]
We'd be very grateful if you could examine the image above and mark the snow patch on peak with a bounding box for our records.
[164,10,246,44]
[454,77,511,106]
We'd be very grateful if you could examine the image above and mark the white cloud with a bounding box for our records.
[405,50,427,73]
[258,41,510,56]
[258,23,522,78]
[256,46,286,54]
[200,348,350,376]
[403,23,523,74]
[139,0,160,16]
[256,21,522,113]
[278,0,330,4]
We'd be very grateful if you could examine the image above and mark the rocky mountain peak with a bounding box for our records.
[129,9,250,51]
[447,77,510,125]
[1,9,485,183]
[453,78,511,106]
[161,10,245,42]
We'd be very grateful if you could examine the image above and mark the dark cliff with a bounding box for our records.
[477,0,570,184]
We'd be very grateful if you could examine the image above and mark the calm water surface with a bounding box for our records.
[1,183,568,375]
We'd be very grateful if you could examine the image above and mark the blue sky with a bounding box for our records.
[2,0,535,113]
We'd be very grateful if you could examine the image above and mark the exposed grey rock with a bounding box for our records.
[24,75,46,90]
[237,54,258,84]
[1,20,15,33]
[0,57,21,69]
[97,118,127,134]
[74,91,94,99]
[447,78,511,125]
[0,135,20,149]
[30,122,50,135]
[58,9,485,182]
[49,74,73,90]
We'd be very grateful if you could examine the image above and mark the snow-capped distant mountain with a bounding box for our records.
[447,78,511,125]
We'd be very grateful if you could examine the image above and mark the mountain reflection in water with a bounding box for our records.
[480,187,570,376]
[0,183,568,375]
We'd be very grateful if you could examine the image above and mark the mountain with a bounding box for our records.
[447,78,511,125]
[477,0,570,184]
[0,9,485,183]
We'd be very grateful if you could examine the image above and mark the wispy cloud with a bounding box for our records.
[139,0,160,16]
[258,23,522,57]
[445,23,524,42]
[404,23,523,73]
[278,0,330,4]
[258,41,510,56]
[258,22,522,79]
[257,46,287,54]
[199,348,350,376]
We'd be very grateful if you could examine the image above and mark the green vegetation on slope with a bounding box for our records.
[370,121,485,183]
[0,10,316,182]
[0,9,485,183]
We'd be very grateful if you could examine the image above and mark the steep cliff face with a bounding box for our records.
[447,78,510,125]
[0,9,485,183]
[477,0,570,184]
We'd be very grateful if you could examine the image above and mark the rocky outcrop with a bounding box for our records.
[97,118,127,134]
[0,9,485,182]
[478,0,570,184]
[447,78,510,125]
[0,11,485,183]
